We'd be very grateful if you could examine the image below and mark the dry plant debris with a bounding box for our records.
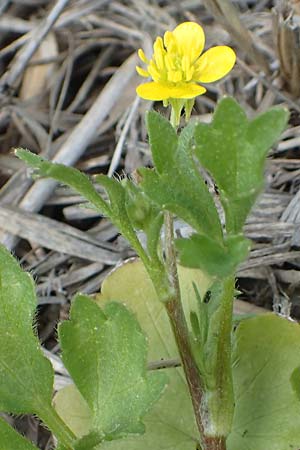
[0,1,300,447]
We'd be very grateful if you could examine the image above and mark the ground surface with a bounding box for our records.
[0,0,300,447]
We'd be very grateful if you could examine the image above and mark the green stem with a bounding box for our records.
[38,405,77,449]
[157,212,234,450]
[204,277,235,438]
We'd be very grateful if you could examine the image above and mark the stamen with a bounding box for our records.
[153,37,166,71]
[148,60,162,82]
[136,66,149,78]
[164,31,177,53]
[165,53,176,71]
[138,49,149,64]
[168,70,182,83]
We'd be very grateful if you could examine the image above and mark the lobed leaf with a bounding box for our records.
[55,260,209,449]
[176,233,251,277]
[16,150,109,215]
[194,97,289,234]
[16,150,146,260]
[141,114,223,241]
[59,294,167,442]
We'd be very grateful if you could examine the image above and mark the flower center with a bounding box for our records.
[147,35,197,85]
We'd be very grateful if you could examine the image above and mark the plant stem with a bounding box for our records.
[162,213,234,450]
[207,277,234,437]
[162,212,208,446]
[204,436,227,450]
[165,294,206,438]
[38,405,77,450]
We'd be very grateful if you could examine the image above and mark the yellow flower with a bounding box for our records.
[136,22,236,125]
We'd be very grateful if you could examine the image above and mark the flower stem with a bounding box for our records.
[162,212,207,445]
[205,277,235,438]
[203,436,227,450]
[161,212,234,450]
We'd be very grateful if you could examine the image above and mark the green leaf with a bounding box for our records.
[0,244,54,417]
[55,260,211,449]
[290,367,300,401]
[176,233,251,277]
[141,117,223,241]
[123,179,164,261]
[0,418,39,450]
[194,97,289,234]
[59,294,167,441]
[146,110,178,174]
[93,175,125,218]
[54,385,92,441]
[16,149,109,215]
[228,314,300,450]
[16,150,147,262]
[123,179,152,230]
[99,259,212,354]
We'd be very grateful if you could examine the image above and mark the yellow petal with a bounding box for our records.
[195,46,236,83]
[136,81,206,101]
[138,49,149,64]
[172,22,205,62]
[136,66,149,77]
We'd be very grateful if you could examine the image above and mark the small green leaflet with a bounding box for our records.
[141,111,223,241]
[176,233,251,277]
[194,97,289,234]
[15,150,156,263]
[15,149,109,215]
[58,294,167,443]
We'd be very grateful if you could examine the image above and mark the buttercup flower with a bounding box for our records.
[136,22,236,125]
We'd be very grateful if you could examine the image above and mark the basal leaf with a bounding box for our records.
[55,374,198,450]
[176,233,251,277]
[0,417,39,450]
[59,294,167,441]
[54,385,92,441]
[0,245,54,417]
[290,367,300,401]
[99,259,212,353]
[228,314,300,450]
[55,260,210,449]
[194,97,289,234]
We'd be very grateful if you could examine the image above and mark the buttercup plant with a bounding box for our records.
[1,20,300,450]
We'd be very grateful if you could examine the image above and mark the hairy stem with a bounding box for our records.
[204,436,227,450]
[162,213,233,450]
[163,212,208,448]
